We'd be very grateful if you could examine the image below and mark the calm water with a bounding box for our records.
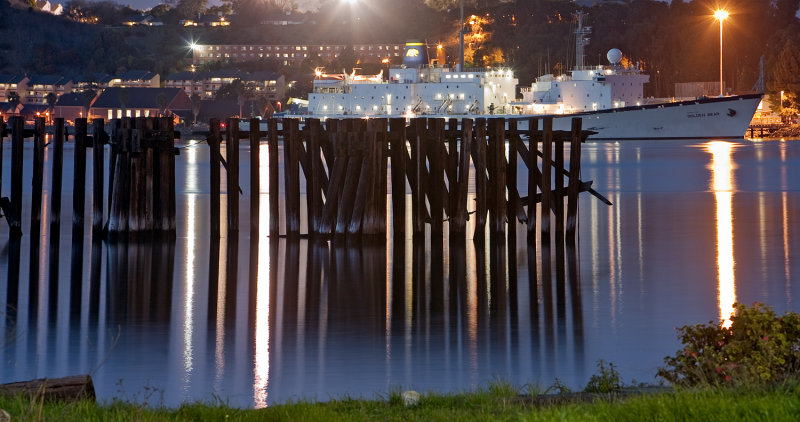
[1,137,799,408]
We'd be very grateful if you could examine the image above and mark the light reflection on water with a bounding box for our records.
[0,138,799,408]
[707,141,736,327]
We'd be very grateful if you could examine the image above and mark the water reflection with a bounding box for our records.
[707,141,736,327]
[2,139,800,408]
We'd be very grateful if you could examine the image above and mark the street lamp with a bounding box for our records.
[714,9,729,96]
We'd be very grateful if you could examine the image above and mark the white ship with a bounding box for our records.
[514,47,762,139]
[305,17,762,140]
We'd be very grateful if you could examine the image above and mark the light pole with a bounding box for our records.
[714,9,729,96]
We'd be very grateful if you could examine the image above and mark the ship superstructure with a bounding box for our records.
[308,41,518,117]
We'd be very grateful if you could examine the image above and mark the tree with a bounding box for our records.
[766,25,800,121]
[190,93,202,124]
[118,88,130,117]
[7,92,20,115]
[175,0,206,20]
[45,92,57,123]
[215,79,245,101]
[156,92,169,117]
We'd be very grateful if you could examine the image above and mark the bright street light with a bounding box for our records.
[714,9,729,96]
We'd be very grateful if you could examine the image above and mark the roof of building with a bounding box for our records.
[115,70,158,81]
[164,70,282,83]
[0,75,27,84]
[93,87,188,109]
[55,92,94,107]
[27,75,70,85]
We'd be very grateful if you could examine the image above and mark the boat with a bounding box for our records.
[304,16,762,140]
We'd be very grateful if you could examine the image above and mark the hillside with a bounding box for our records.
[0,0,190,77]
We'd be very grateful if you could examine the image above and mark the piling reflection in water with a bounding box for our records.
[2,138,799,408]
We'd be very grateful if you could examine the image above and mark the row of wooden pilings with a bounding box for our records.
[207,116,603,243]
[0,116,177,239]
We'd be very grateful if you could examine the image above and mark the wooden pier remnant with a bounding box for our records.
[197,116,605,246]
[50,118,66,225]
[103,117,179,237]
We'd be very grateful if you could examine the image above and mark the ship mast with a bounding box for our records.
[575,11,591,69]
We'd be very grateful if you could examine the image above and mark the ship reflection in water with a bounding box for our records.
[1,138,799,408]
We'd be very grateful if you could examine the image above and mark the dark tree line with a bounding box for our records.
[3,0,799,113]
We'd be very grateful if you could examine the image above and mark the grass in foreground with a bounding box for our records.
[2,382,800,421]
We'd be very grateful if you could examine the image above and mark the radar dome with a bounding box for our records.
[607,48,623,65]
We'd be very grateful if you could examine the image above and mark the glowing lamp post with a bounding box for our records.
[714,10,729,96]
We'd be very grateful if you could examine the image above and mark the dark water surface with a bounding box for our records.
[1,137,799,408]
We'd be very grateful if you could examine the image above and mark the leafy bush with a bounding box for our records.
[584,360,622,393]
[657,303,800,387]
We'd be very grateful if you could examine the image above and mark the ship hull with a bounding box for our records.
[536,93,763,140]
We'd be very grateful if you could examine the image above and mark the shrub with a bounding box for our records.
[584,360,622,393]
[657,302,800,387]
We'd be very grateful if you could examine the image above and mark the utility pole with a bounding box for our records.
[459,0,464,71]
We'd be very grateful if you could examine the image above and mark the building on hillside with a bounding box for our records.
[25,75,73,105]
[0,75,30,103]
[73,74,115,92]
[35,0,63,15]
[246,71,285,101]
[109,70,160,88]
[123,14,164,26]
[195,98,276,122]
[54,92,96,123]
[164,70,285,100]
[91,87,191,122]
[261,12,309,25]
[192,43,404,67]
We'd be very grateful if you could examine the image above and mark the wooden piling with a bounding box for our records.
[8,117,24,236]
[526,117,539,240]
[336,119,361,237]
[0,117,4,203]
[490,118,507,233]
[92,119,105,234]
[267,118,279,236]
[129,117,147,233]
[249,118,261,232]
[553,121,565,239]
[31,117,46,232]
[447,118,459,219]
[540,118,553,243]
[566,117,582,241]
[285,118,301,236]
[108,118,131,234]
[411,118,427,236]
[375,119,389,236]
[226,117,240,232]
[450,118,471,235]
[307,118,323,234]
[209,118,222,236]
[50,118,66,225]
[164,117,177,232]
[472,118,487,239]
[388,118,407,235]
[72,118,88,231]
[319,119,345,235]
[506,119,520,223]
[428,118,444,235]
[348,120,375,236]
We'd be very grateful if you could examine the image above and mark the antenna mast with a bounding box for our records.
[575,11,591,69]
